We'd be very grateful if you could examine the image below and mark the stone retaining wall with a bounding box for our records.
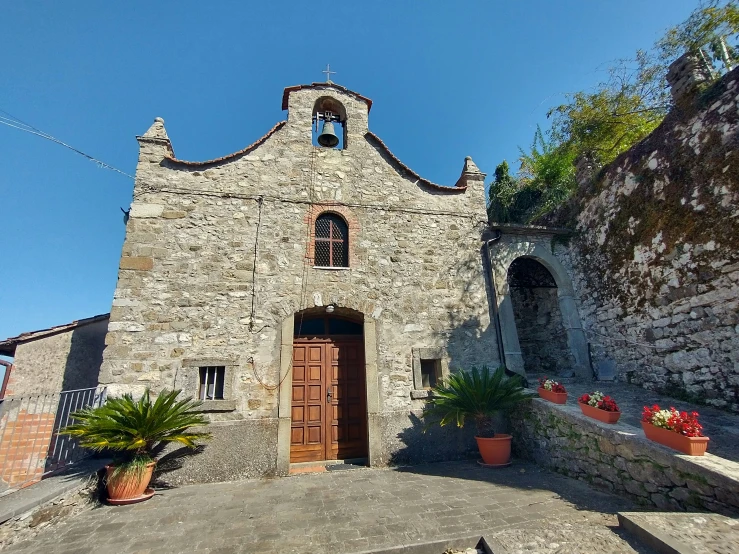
[541,67,739,410]
[510,398,739,516]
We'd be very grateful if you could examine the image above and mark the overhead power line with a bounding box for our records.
[0,109,134,179]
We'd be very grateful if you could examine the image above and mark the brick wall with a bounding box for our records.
[0,410,55,489]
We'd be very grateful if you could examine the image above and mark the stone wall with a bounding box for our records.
[510,286,573,376]
[155,419,278,485]
[157,410,480,485]
[543,67,739,410]
[9,320,108,396]
[511,399,739,516]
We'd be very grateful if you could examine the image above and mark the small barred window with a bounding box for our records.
[314,214,348,268]
[199,366,225,400]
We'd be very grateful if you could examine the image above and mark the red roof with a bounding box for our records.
[282,83,373,112]
[365,132,467,193]
[0,313,110,357]
[164,121,286,167]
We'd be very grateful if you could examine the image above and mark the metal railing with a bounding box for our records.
[0,386,107,495]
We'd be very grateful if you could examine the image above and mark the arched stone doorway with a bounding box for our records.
[489,234,590,380]
[275,305,380,473]
[290,309,367,462]
[507,257,576,376]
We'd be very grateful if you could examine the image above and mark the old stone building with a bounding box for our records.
[100,81,539,480]
[0,314,109,397]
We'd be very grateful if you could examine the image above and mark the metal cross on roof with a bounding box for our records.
[322,64,336,83]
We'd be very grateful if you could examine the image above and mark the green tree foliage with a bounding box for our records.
[488,128,577,224]
[658,0,739,70]
[488,1,739,224]
[487,160,518,222]
[547,51,668,167]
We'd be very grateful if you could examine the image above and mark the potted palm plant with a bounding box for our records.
[423,366,532,467]
[60,389,210,504]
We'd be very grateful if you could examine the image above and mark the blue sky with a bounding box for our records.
[0,1,698,342]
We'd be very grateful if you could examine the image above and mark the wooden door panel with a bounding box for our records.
[307,425,322,443]
[308,345,322,361]
[290,344,326,462]
[291,337,367,463]
[327,340,367,460]
[292,385,304,402]
[307,384,322,401]
[308,405,322,422]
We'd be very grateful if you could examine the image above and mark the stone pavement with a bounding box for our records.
[3,461,656,554]
[534,376,739,462]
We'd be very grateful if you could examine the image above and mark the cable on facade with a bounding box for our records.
[134,185,485,222]
[248,356,293,391]
[248,196,264,333]
[0,111,134,179]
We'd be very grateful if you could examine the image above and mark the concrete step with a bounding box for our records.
[619,511,739,554]
[289,458,367,475]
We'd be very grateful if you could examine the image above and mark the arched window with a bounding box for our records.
[314,213,348,267]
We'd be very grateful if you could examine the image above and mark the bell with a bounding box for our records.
[317,120,339,148]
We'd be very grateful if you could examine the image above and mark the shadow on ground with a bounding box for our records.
[393,459,658,553]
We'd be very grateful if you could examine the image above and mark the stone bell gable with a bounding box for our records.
[101,80,494,481]
[129,82,487,210]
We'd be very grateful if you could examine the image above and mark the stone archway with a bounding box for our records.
[489,235,590,379]
[507,257,576,376]
[275,306,381,475]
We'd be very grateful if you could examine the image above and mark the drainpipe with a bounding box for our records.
[481,230,506,369]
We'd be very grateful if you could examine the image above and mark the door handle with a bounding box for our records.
[326,387,333,403]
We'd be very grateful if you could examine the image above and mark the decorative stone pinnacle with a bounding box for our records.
[455,156,486,188]
[141,117,170,141]
[462,156,482,174]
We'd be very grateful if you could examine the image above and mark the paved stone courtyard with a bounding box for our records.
[4,461,656,554]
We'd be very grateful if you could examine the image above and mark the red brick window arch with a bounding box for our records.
[314,213,349,267]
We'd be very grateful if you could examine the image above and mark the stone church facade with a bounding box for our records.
[100,82,510,480]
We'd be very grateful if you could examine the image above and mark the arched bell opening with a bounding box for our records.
[507,257,576,376]
[312,96,347,149]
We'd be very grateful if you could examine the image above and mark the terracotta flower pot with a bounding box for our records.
[106,462,156,502]
[475,434,512,466]
[641,422,709,456]
[578,402,621,424]
[537,387,567,404]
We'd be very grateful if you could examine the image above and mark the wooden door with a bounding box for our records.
[290,339,366,462]
[327,340,366,460]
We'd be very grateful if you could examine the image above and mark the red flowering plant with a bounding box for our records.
[578,391,620,412]
[538,377,566,393]
[641,405,704,437]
